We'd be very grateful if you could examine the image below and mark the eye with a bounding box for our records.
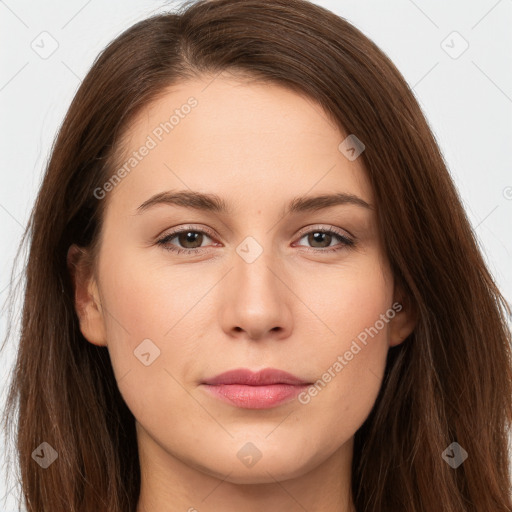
[156,226,217,255]
[156,224,355,255]
[293,226,355,253]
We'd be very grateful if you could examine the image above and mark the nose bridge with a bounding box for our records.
[233,234,283,303]
[219,232,292,339]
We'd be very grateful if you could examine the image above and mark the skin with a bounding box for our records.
[68,72,416,512]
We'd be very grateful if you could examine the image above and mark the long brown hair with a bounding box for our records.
[2,0,511,510]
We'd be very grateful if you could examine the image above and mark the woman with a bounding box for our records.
[2,0,511,511]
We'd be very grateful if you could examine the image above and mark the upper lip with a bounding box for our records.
[202,368,310,386]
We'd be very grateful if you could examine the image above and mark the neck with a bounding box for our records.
[135,423,356,512]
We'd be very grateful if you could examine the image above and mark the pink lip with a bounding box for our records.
[201,368,311,409]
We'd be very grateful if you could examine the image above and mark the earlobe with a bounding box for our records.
[66,244,108,347]
[388,288,417,347]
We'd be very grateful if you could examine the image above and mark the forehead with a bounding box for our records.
[107,74,373,215]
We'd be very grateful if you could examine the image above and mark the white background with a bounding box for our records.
[1,0,511,510]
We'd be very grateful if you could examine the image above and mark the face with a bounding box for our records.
[69,72,414,485]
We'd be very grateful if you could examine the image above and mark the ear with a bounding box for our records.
[388,284,417,347]
[67,244,107,347]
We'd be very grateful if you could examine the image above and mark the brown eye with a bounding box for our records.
[156,227,215,254]
[175,231,204,249]
[308,231,334,248]
[295,227,355,253]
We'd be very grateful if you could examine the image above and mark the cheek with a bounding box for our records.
[96,249,206,415]
[296,251,393,348]
[294,256,392,426]
[99,242,209,341]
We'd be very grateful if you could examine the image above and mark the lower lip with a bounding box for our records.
[202,383,309,409]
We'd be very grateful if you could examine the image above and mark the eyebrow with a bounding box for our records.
[135,190,373,215]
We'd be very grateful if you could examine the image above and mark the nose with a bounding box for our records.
[218,246,293,341]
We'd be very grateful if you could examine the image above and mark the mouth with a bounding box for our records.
[201,368,312,409]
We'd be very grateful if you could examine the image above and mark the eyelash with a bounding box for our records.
[155,225,355,255]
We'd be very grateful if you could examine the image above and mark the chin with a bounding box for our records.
[203,464,309,485]
[188,446,317,485]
